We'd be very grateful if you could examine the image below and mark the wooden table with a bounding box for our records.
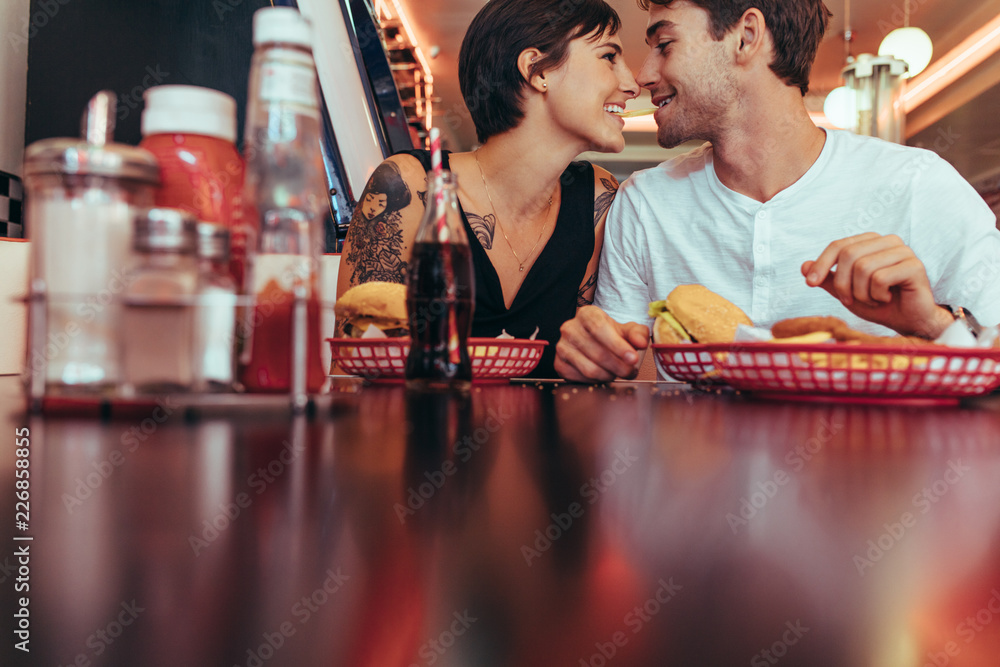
[3,377,1000,666]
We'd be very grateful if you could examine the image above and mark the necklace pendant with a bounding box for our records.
[519,265,525,272]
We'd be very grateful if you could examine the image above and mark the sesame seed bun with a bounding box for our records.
[664,285,753,344]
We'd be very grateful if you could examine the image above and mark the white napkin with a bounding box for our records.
[934,319,979,348]
[361,324,389,339]
[733,324,776,342]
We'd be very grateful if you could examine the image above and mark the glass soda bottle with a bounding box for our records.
[405,171,474,391]
[240,6,326,393]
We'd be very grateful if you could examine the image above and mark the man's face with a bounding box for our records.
[636,0,739,148]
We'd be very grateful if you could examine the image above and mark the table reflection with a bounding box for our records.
[3,379,1000,666]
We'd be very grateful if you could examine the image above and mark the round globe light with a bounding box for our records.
[823,86,856,130]
[879,27,933,78]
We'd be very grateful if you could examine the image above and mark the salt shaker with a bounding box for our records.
[194,223,237,391]
[122,208,198,395]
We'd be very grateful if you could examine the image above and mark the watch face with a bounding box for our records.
[959,307,984,337]
[950,306,983,338]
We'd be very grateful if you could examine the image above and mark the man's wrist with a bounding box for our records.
[912,306,958,340]
[937,304,983,338]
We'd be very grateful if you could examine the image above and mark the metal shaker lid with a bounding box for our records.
[24,89,160,184]
[195,222,231,261]
[24,139,161,183]
[133,208,197,253]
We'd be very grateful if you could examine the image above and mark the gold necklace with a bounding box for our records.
[474,150,552,273]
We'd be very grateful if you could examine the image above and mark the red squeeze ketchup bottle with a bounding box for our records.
[405,170,474,391]
[139,85,250,289]
[238,7,327,394]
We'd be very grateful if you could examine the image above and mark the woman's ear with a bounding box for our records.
[517,48,548,93]
[735,8,767,64]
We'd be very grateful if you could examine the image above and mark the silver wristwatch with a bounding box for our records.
[940,305,983,338]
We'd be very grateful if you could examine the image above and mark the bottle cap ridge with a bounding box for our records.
[141,85,237,144]
[253,7,313,50]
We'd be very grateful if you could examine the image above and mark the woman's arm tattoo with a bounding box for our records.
[345,162,413,284]
[593,176,619,227]
[577,271,598,306]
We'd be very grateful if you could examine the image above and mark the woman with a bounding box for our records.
[338,0,639,377]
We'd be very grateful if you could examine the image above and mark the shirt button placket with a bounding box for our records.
[752,208,770,322]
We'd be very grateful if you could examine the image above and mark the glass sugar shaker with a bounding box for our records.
[23,91,160,395]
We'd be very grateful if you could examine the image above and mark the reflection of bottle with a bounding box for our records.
[405,172,474,391]
[240,7,326,393]
[404,390,474,526]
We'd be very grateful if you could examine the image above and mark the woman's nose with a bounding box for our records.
[620,69,640,99]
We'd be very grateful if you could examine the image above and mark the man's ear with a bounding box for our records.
[517,48,547,93]
[735,8,767,64]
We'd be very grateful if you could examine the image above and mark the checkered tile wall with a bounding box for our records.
[0,171,24,238]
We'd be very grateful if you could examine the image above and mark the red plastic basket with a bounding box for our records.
[651,344,725,383]
[701,342,1000,399]
[327,337,548,380]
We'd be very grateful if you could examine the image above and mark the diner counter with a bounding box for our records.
[3,376,1000,666]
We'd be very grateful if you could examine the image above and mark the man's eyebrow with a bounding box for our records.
[645,20,675,43]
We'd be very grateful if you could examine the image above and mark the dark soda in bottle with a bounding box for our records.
[405,171,474,391]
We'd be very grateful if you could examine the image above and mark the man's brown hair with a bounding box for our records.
[637,0,831,94]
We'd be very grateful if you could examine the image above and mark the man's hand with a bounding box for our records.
[802,233,953,338]
[555,306,649,382]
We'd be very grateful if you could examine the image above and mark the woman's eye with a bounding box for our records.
[602,52,617,63]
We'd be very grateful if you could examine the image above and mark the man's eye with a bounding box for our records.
[657,41,673,53]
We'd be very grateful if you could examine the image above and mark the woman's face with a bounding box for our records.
[362,192,388,220]
[545,29,639,153]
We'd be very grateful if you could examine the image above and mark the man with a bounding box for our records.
[555,0,1000,382]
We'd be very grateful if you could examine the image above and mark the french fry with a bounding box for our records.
[618,108,657,118]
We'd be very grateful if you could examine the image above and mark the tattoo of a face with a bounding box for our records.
[577,271,598,307]
[594,176,619,227]
[466,212,497,250]
[346,161,412,284]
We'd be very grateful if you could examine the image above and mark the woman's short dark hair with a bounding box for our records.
[637,0,831,95]
[459,0,622,144]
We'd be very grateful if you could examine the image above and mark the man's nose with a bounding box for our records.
[636,54,658,90]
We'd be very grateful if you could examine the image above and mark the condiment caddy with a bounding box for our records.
[21,7,330,414]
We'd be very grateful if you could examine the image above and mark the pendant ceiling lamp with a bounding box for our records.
[823,0,855,129]
[823,85,856,129]
[878,2,933,78]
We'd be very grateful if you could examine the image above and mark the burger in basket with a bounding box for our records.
[649,285,753,344]
[334,282,409,338]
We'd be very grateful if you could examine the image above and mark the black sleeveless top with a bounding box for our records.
[399,150,595,378]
